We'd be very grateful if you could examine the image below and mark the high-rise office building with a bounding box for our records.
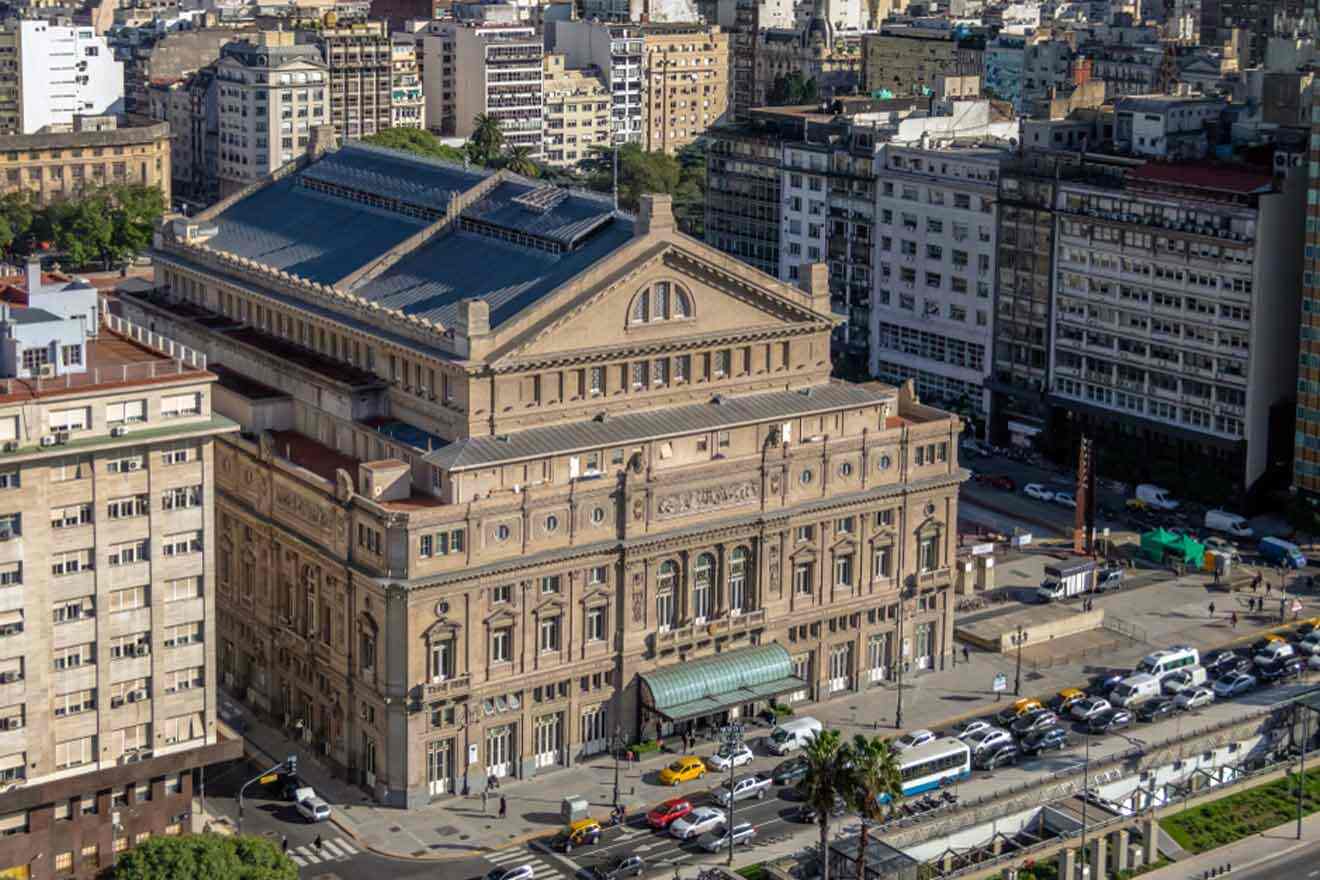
[0,19,124,135]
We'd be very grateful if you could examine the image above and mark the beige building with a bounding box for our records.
[642,23,730,154]
[0,280,239,879]
[302,20,394,141]
[861,26,984,97]
[124,141,963,809]
[0,115,171,207]
[542,54,610,168]
[215,31,329,197]
[390,31,425,130]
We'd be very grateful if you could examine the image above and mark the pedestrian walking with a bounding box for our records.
[1267,583,1273,597]
[482,789,489,814]
[1253,573,1262,592]
[499,795,508,819]
[1231,611,1238,629]
[314,835,323,854]
[1209,601,1216,618]
[962,644,971,664]
[281,836,288,855]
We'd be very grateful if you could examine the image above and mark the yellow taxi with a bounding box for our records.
[1263,632,1288,644]
[658,756,707,786]
[1054,688,1086,714]
[995,697,1044,725]
[556,818,602,853]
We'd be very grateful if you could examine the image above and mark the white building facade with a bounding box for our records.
[10,20,124,134]
[552,20,644,146]
[869,144,1006,416]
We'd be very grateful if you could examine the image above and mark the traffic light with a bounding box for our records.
[286,755,297,776]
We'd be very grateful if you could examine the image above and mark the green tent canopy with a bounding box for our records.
[1140,529,1205,567]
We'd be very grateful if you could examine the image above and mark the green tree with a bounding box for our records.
[502,144,540,178]
[107,184,166,264]
[469,114,505,166]
[0,193,33,256]
[768,72,819,106]
[846,734,904,880]
[111,832,297,880]
[47,192,114,269]
[801,729,848,880]
[363,127,471,164]
[672,142,707,238]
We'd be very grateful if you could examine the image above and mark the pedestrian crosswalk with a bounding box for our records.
[488,844,561,879]
[287,836,359,868]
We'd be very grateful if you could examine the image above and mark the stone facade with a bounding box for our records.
[0,115,171,207]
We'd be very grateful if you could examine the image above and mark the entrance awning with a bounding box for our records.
[640,643,806,722]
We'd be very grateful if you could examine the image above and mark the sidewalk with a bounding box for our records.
[1139,810,1320,880]
[213,557,1320,863]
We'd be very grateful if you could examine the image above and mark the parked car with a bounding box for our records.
[1258,656,1306,684]
[1161,667,1208,696]
[1255,641,1297,668]
[646,798,693,830]
[976,742,1020,770]
[1053,491,1077,509]
[963,727,1013,756]
[893,729,937,752]
[487,866,535,880]
[699,822,756,853]
[1095,566,1123,592]
[1010,710,1059,739]
[707,744,754,772]
[1089,673,1125,696]
[792,796,847,824]
[669,807,726,841]
[1299,632,1320,657]
[556,819,602,853]
[1136,697,1179,723]
[1019,727,1069,756]
[1205,652,1251,679]
[589,856,646,880]
[996,697,1044,726]
[955,719,999,741]
[713,774,772,806]
[659,757,707,786]
[1087,708,1134,734]
[294,789,331,823]
[1054,689,1087,714]
[1202,536,1241,562]
[1070,697,1112,722]
[1023,483,1055,502]
[1173,687,1215,711]
[1213,673,1257,699]
[771,757,809,786]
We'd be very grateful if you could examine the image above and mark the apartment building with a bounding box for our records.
[1112,94,1225,161]
[552,20,644,147]
[418,21,543,154]
[705,119,785,277]
[1052,163,1303,498]
[0,20,124,136]
[641,24,729,155]
[0,114,170,207]
[542,54,609,168]
[146,69,218,207]
[302,21,393,141]
[390,32,424,129]
[124,140,964,808]
[214,32,330,196]
[870,144,1007,420]
[983,33,1075,116]
[861,26,984,97]
[0,265,239,880]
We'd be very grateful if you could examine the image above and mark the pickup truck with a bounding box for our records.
[713,773,772,805]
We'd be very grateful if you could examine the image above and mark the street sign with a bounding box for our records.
[972,543,995,556]
[259,773,279,785]
[993,673,1008,693]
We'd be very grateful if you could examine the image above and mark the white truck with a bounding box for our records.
[1135,484,1180,511]
[765,716,823,755]
[1035,560,1098,603]
[1204,510,1253,537]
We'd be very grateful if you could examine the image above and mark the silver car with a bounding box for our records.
[487,866,535,880]
[963,726,1012,755]
[699,821,756,852]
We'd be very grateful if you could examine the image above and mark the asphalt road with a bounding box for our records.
[1223,836,1320,880]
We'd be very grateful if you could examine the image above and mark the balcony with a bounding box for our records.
[653,609,767,651]
[424,673,472,698]
[916,567,952,589]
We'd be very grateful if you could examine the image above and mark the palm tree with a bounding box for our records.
[503,145,540,178]
[846,735,903,880]
[801,729,848,880]
[470,114,504,165]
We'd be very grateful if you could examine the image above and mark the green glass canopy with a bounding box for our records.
[640,643,806,722]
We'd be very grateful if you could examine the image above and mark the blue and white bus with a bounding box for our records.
[886,737,972,799]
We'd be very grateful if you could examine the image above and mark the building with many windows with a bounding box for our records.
[0,114,170,207]
[551,20,645,147]
[122,140,964,809]
[0,19,125,136]
[641,23,729,155]
[0,266,239,880]
[390,31,425,130]
[542,54,610,168]
[301,20,395,141]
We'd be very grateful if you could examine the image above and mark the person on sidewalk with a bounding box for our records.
[962,644,970,664]
[482,790,489,814]
[1209,601,1216,618]
[1231,611,1238,629]
[314,835,323,854]
[499,795,508,819]
[282,836,288,855]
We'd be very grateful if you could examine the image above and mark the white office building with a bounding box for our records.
[869,143,1009,416]
[551,20,644,146]
[1,19,124,135]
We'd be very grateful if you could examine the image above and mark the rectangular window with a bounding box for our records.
[52,596,94,624]
[51,504,91,529]
[795,525,815,543]
[107,495,149,519]
[835,516,854,534]
[52,689,95,717]
[110,634,150,660]
[54,736,95,769]
[108,540,149,565]
[160,393,201,418]
[589,366,604,395]
[107,451,146,473]
[675,355,690,382]
[539,616,561,652]
[834,553,854,587]
[490,584,511,604]
[161,486,202,510]
[49,407,89,432]
[586,607,605,641]
[919,535,939,572]
[163,621,202,647]
[161,712,203,744]
[540,574,561,594]
[0,469,18,490]
[53,643,93,670]
[106,400,146,424]
[108,586,148,612]
[161,531,202,556]
[52,549,93,574]
[0,563,18,587]
[793,561,814,595]
[165,577,200,602]
[873,546,892,579]
[491,627,512,663]
[161,444,195,465]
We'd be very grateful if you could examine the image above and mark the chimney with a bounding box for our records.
[306,124,339,161]
[24,258,40,297]
[635,193,674,238]
[797,262,831,315]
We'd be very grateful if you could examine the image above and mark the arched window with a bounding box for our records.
[693,553,714,620]
[656,560,677,629]
[628,282,694,325]
[728,547,748,613]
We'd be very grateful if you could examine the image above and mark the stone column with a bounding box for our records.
[957,559,974,594]
[1057,847,1076,880]
[1089,836,1108,880]
[1110,829,1129,873]
[977,555,995,591]
[1143,816,1158,866]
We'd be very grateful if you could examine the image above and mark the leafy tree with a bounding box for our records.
[111,832,297,880]
[469,114,505,166]
[107,184,166,263]
[579,143,707,235]
[502,145,540,178]
[672,142,707,238]
[363,127,471,165]
[768,72,819,106]
[801,729,848,880]
[47,192,113,269]
[0,193,33,256]
[846,734,904,880]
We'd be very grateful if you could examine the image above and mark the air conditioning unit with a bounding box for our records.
[54,431,70,444]
[110,696,124,708]
[128,689,147,702]
[2,718,20,731]
[135,644,149,657]
[126,460,141,471]
[39,436,56,447]
[110,426,127,438]
[37,364,55,379]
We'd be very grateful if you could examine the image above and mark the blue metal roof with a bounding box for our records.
[465,181,617,246]
[303,143,489,214]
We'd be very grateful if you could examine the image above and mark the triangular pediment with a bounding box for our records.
[492,240,832,364]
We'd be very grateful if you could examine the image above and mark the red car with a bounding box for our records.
[984,475,1016,491]
[646,797,693,829]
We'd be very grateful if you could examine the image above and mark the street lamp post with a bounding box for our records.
[1078,729,1091,880]
[612,724,624,810]
[718,721,745,867]
[895,582,909,729]
[1013,625,1026,697]
[238,755,297,835]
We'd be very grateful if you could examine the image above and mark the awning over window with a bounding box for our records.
[640,643,805,722]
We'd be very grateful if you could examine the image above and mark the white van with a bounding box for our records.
[1161,665,1208,695]
[1204,510,1253,538]
[1135,646,1200,682]
[1135,484,1180,511]
[1109,673,1162,708]
[766,716,823,755]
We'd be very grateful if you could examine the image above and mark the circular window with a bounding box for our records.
[838,462,853,478]
[496,524,511,541]
[545,514,559,533]
[878,454,892,471]
[800,469,814,485]
[591,507,606,525]
[924,502,937,517]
